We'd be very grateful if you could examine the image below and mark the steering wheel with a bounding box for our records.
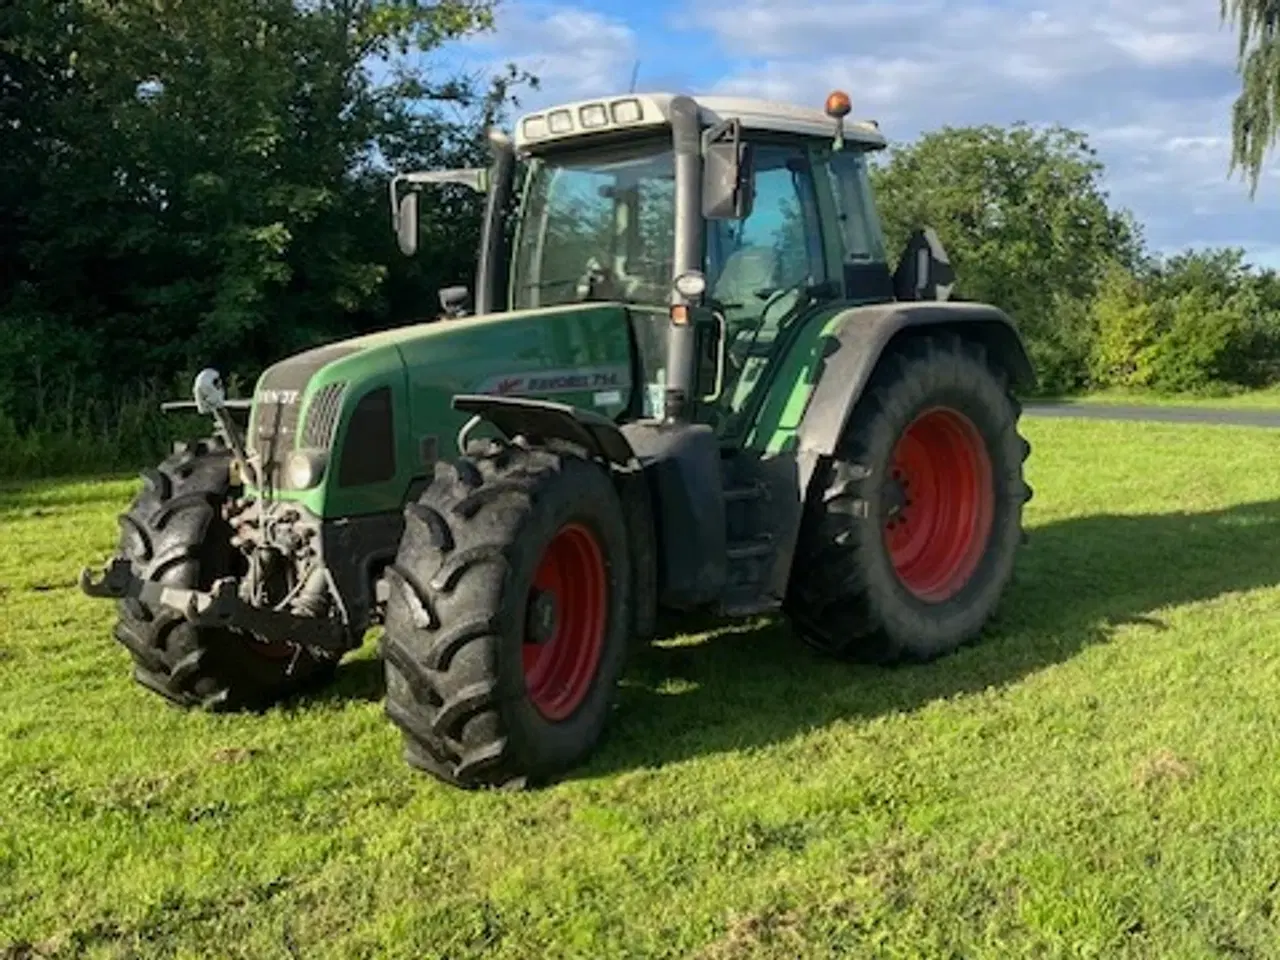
[755,284,795,318]
[575,257,615,300]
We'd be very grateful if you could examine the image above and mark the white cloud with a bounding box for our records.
[689,0,1234,77]
[429,0,1277,266]
[439,3,637,112]
[686,0,1277,261]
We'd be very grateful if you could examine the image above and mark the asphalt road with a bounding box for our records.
[1024,402,1280,429]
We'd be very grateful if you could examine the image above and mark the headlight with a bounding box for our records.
[285,449,328,489]
[522,115,548,140]
[611,98,642,124]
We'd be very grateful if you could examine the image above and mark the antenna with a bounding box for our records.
[629,60,641,93]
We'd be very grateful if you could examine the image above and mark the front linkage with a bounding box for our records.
[79,557,349,657]
[79,369,352,708]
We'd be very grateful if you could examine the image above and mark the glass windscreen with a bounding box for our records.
[510,138,676,311]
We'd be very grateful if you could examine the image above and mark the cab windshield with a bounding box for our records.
[510,138,675,310]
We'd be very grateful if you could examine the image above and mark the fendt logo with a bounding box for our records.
[492,377,525,395]
[257,389,300,405]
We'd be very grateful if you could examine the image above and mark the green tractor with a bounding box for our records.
[80,90,1034,789]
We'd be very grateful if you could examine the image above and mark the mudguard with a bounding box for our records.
[797,300,1035,460]
[762,299,1036,601]
[452,394,637,465]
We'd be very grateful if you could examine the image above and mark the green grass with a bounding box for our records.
[4,418,1280,958]
[1050,385,1280,410]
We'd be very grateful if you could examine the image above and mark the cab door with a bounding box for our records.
[692,138,831,441]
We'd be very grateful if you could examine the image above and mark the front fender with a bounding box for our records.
[450,394,659,640]
[451,394,637,465]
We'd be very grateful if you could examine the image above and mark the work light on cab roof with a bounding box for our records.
[80,83,1036,795]
[512,90,885,155]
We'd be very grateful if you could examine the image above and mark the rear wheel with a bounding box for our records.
[786,334,1032,663]
[380,438,631,789]
[112,438,337,710]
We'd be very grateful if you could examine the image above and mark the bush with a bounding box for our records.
[1026,293,1095,394]
[1089,263,1255,394]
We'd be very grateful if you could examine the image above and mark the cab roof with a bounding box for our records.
[513,92,887,153]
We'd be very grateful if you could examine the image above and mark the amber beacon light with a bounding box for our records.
[824,90,852,151]
[824,90,852,118]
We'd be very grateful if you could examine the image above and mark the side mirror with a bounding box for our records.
[395,190,419,256]
[438,285,472,318]
[192,368,227,414]
[702,120,754,220]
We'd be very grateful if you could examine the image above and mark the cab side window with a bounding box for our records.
[825,148,887,264]
[699,142,826,437]
[705,143,825,327]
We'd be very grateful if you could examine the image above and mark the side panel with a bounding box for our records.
[320,349,415,518]
[395,303,637,479]
[247,345,413,520]
[740,303,850,455]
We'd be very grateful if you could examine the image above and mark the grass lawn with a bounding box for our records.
[4,417,1280,958]
[1051,386,1280,410]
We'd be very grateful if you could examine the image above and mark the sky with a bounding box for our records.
[429,0,1280,269]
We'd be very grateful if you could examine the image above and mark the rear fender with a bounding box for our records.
[797,300,1035,459]
[762,300,1036,601]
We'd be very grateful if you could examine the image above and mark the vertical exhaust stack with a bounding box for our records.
[475,127,516,317]
[663,94,705,424]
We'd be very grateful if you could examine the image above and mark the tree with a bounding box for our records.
[1220,0,1280,195]
[0,0,527,436]
[869,123,1142,391]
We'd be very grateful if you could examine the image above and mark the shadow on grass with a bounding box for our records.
[307,655,386,706]
[584,498,1280,777]
[265,656,383,717]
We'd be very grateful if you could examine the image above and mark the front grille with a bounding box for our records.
[300,382,347,449]
[252,398,301,488]
[247,342,357,489]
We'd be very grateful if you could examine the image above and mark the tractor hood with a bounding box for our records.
[246,301,639,519]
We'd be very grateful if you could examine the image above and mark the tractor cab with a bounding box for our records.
[390,92,952,433]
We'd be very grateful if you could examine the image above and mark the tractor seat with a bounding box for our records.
[712,246,779,318]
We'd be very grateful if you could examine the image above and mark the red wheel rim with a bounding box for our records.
[883,407,995,603]
[522,522,608,721]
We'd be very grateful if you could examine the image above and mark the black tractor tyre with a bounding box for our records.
[112,437,338,710]
[380,437,632,790]
[786,333,1033,664]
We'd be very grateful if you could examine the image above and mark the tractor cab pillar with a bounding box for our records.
[661,100,754,424]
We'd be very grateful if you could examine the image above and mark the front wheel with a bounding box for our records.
[786,333,1033,663]
[380,438,632,790]
[112,438,338,710]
